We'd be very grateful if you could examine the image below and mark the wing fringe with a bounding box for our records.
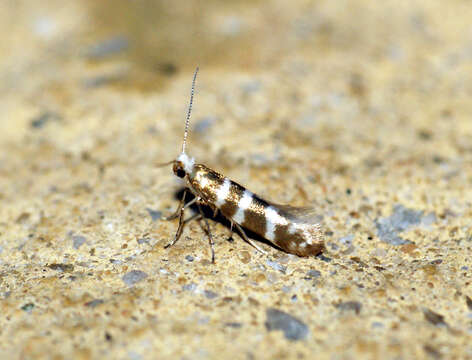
[269,203,323,224]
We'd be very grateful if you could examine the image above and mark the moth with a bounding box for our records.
[161,67,324,262]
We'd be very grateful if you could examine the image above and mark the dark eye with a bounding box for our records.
[176,168,186,178]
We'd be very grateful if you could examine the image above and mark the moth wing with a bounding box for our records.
[269,203,323,224]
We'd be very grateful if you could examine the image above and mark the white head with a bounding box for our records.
[172,67,198,178]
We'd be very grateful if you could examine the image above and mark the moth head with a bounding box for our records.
[175,152,195,178]
[172,161,186,178]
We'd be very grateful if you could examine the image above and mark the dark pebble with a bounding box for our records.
[194,116,216,134]
[146,208,162,222]
[339,234,354,246]
[137,238,149,245]
[225,322,242,328]
[266,260,287,274]
[21,303,35,313]
[159,62,178,76]
[85,36,129,59]
[30,111,61,129]
[265,308,309,341]
[105,332,113,342]
[316,254,332,262]
[423,308,448,327]
[122,270,148,286]
[423,345,442,360]
[204,290,218,299]
[82,72,125,88]
[182,283,197,292]
[185,255,194,262]
[328,242,339,251]
[72,235,86,249]
[47,263,74,272]
[305,269,321,279]
[335,301,362,314]
[84,299,104,308]
[375,204,431,245]
[466,296,472,311]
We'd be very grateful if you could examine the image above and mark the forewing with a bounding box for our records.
[269,203,323,224]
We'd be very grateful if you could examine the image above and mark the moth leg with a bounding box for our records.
[227,221,235,241]
[197,203,216,263]
[162,190,198,221]
[233,222,267,255]
[162,189,186,221]
[164,212,202,249]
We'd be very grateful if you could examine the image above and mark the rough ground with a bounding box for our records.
[0,1,471,359]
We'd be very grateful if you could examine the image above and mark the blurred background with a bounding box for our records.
[3,0,471,91]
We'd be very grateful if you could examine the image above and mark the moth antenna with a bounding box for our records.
[182,66,199,154]
[155,160,174,168]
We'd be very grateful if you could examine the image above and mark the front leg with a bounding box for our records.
[164,212,202,249]
[163,190,202,248]
[162,190,187,221]
[162,190,199,221]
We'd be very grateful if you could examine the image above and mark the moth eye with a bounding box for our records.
[173,161,186,178]
[176,168,186,178]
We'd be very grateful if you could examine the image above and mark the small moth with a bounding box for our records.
[161,67,324,262]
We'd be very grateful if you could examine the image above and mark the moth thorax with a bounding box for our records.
[177,152,195,175]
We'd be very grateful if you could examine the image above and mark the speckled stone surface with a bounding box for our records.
[1,1,471,359]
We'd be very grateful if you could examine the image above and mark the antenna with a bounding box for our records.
[182,66,199,154]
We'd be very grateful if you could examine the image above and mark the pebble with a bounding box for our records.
[85,35,129,59]
[335,301,362,314]
[72,235,86,249]
[265,308,309,341]
[266,260,287,274]
[423,308,448,327]
[375,204,434,245]
[194,116,216,134]
[339,234,355,246]
[371,322,384,329]
[21,303,34,313]
[122,270,148,286]
[204,290,218,299]
[47,263,74,272]
[183,283,197,292]
[466,296,472,311]
[30,111,61,129]
[305,269,321,279]
[225,322,242,328]
[146,208,162,222]
[85,299,104,308]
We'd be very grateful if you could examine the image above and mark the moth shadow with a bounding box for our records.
[172,188,282,251]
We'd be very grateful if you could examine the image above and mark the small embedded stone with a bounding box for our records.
[204,290,218,299]
[335,301,362,314]
[265,308,309,341]
[85,299,104,308]
[423,308,447,327]
[266,260,287,274]
[305,269,321,279]
[146,208,162,222]
[72,235,86,249]
[122,270,148,286]
[466,296,472,311]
